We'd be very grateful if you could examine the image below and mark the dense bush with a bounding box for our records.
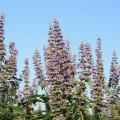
[0,15,120,120]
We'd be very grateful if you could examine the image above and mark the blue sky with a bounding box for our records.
[0,0,120,81]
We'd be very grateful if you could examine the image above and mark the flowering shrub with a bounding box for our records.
[0,15,120,120]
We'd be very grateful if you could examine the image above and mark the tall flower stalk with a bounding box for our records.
[92,38,105,119]
[106,50,120,117]
[5,42,18,105]
[33,49,45,90]
[0,14,6,104]
[22,58,30,97]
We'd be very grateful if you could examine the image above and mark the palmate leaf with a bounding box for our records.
[28,94,48,104]
[0,106,15,120]
[0,105,26,119]
[12,106,24,114]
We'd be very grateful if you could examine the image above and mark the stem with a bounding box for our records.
[80,111,84,120]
